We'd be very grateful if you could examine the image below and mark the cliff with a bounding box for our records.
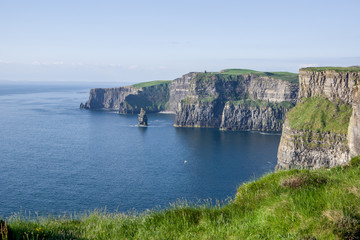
[81,81,171,114]
[276,67,360,170]
[81,69,299,131]
[167,72,196,112]
[174,70,299,131]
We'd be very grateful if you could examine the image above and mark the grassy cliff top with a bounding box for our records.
[220,69,299,84]
[301,66,360,73]
[288,97,353,134]
[132,80,171,89]
[5,157,360,239]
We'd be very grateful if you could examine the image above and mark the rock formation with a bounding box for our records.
[174,72,298,131]
[81,69,299,132]
[348,85,360,158]
[276,67,360,170]
[81,82,170,114]
[138,108,148,126]
[167,72,196,112]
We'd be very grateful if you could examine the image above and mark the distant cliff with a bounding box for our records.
[276,67,360,170]
[174,70,299,131]
[81,81,171,114]
[81,69,299,131]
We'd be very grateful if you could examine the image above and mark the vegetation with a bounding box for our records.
[301,66,360,73]
[220,69,299,84]
[122,83,170,113]
[132,80,171,89]
[288,97,353,134]
[3,156,360,239]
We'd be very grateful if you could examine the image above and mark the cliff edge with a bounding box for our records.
[81,69,299,132]
[276,67,360,170]
[174,70,298,131]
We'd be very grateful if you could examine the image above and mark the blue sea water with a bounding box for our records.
[0,83,281,217]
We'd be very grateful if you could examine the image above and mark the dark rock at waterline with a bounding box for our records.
[138,108,148,126]
[80,102,86,109]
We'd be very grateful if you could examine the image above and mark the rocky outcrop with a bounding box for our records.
[276,68,360,170]
[174,73,298,131]
[82,86,138,110]
[81,69,299,132]
[276,119,349,169]
[81,83,170,114]
[174,99,225,128]
[219,101,291,131]
[167,72,196,112]
[298,70,360,104]
[348,85,360,158]
[138,108,148,126]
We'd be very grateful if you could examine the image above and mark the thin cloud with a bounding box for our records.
[299,64,319,68]
[128,64,139,70]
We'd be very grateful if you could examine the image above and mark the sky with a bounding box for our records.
[0,0,359,83]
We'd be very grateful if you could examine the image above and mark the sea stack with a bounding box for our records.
[138,108,148,126]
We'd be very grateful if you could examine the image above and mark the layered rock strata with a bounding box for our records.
[174,73,298,131]
[276,68,360,170]
[81,69,299,132]
[81,83,170,114]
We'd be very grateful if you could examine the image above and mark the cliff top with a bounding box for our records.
[132,80,171,89]
[220,69,299,84]
[300,66,360,73]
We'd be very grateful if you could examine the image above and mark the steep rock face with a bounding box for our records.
[277,68,360,170]
[174,100,225,128]
[220,101,291,131]
[84,87,137,110]
[83,83,170,114]
[245,75,298,104]
[276,120,349,169]
[167,72,196,112]
[298,70,360,104]
[118,84,169,114]
[174,73,298,131]
[348,85,360,157]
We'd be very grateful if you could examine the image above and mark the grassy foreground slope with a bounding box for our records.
[3,157,360,240]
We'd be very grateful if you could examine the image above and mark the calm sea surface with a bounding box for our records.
[0,83,281,217]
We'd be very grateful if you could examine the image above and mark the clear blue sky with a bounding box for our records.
[1,0,359,82]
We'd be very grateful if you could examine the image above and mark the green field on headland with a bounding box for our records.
[220,69,299,84]
[3,156,360,240]
[131,80,171,89]
[301,66,360,73]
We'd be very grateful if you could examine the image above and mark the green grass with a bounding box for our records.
[131,80,171,89]
[220,69,299,84]
[301,66,360,73]
[4,157,360,239]
[288,97,353,134]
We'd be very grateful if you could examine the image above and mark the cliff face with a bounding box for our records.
[276,119,349,169]
[81,69,299,132]
[82,83,170,114]
[299,70,359,103]
[174,73,298,131]
[167,72,196,112]
[83,87,138,110]
[276,68,360,170]
[220,101,291,131]
[348,85,360,158]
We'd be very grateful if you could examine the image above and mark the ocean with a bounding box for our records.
[0,83,281,217]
